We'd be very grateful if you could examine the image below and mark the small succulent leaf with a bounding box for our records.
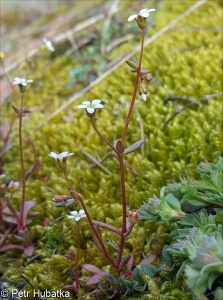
[141,264,158,277]
[132,267,144,286]
[20,200,36,227]
[126,253,134,271]
[135,284,147,292]
[162,246,172,264]
[86,271,108,285]
[123,139,146,155]
[82,264,102,274]
[139,254,157,265]
[0,244,24,252]
[23,244,34,257]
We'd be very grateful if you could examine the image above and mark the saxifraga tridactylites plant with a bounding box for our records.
[48,7,156,294]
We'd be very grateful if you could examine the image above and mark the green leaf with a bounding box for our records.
[141,264,158,277]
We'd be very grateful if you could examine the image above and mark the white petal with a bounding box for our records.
[66,152,74,157]
[57,154,64,160]
[82,101,90,106]
[61,151,69,157]
[70,211,79,217]
[139,9,148,14]
[26,80,33,83]
[77,104,87,109]
[91,99,101,106]
[128,14,137,22]
[94,104,103,109]
[48,152,58,159]
[87,107,95,114]
[68,216,75,219]
[146,8,156,13]
[140,93,147,101]
[75,217,81,221]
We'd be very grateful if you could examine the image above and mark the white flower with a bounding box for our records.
[68,209,86,222]
[140,93,147,101]
[77,99,103,114]
[13,77,33,86]
[128,8,155,22]
[48,151,74,161]
[43,38,55,52]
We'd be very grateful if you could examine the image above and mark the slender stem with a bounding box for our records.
[122,29,145,142]
[18,93,26,229]
[116,153,127,270]
[91,119,117,153]
[118,154,127,234]
[117,236,125,268]
[75,223,80,290]
[63,170,73,189]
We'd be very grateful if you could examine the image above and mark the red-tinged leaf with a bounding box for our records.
[25,164,36,181]
[139,254,157,265]
[123,139,146,155]
[82,264,102,274]
[24,244,34,257]
[12,105,20,114]
[92,224,106,256]
[0,244,24,252]
[126,253,134,271]
[20,200,36,227]
[86,271,108,286]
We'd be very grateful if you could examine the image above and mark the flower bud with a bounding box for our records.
[53,195,73,203]
[128,210,139,224]
[115,140,125,154]
[142,73,153,82]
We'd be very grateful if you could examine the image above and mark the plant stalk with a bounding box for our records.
[18,93,26,229]
[122,28,145,142]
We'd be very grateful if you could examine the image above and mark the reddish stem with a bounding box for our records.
[91,119,117,153]
[75,223,80,290]
[18,94,26,229]
[122,29,145,142]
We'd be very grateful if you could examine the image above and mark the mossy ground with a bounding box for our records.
[1,0,222,299]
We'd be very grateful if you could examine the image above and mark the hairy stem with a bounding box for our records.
[122,28,145,142]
